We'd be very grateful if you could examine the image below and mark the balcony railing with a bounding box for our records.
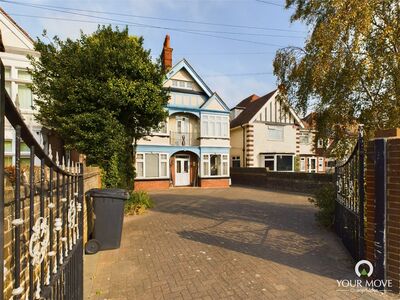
[170,131,199,146]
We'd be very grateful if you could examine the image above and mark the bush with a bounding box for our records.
[308,185,336,228]
[124,191,154,215]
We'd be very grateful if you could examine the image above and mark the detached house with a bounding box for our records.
[0,8,45,166]
[134,36,230,190]
[230,90,327,173]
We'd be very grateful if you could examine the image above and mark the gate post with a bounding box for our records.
[365,129,400,294]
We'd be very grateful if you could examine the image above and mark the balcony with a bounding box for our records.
[170,131,200,146]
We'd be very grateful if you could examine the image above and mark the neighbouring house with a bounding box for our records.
[230,90,328,173]
[0,8,53,167]
[134,35,231,190]
[298,112,329,173]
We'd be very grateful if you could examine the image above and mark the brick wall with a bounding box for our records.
[199,178,230,188]
[231,168,334,195]
[3,166,101,299]
[365,129,400,294]
[365,140,376,264]
[134,179,170,191]
[386,139,400,292]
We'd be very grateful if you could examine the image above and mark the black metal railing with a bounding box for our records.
[0,59,83,299]
[170,131,199,146]
[335,126,365,261]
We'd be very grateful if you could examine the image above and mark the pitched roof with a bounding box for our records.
[230,90,276,128]
[302,112,317,130]
[0,7,34,44]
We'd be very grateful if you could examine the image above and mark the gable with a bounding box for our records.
[0,9,34,52]
[165,59,212,97]
[163,69,203,93]
[201,93,229,112]
[250,91,304,128]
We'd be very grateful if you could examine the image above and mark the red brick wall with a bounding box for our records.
[365,131,400,294]
[386,139,400,293]
[199,178,230,188]
[365,140,376,264]
[134,180,170,191]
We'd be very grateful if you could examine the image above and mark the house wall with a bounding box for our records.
[230,127,244,166]
[0,13,44,167]
[252,122,297,167]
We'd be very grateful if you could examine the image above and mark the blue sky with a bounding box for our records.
[1,0,308,108]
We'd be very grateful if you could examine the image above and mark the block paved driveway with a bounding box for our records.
[85,186,392,299]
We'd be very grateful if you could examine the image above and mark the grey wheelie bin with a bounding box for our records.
[85,188,129,254]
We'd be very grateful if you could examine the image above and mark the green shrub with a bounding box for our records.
[308,185,336,228]
[125,191,154,215]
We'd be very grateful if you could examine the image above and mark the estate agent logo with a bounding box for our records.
[337,259,393,291]
[355,260,373,277]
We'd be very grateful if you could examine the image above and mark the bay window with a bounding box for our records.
[202,154,229,177]
[263,154,294,172]
[135,153,169,178]
[201,114,229,138]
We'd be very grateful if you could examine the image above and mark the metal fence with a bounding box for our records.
[0,59,83,299]
[335,126,365,261]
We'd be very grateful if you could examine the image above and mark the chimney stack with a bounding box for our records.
[161,34,173,72]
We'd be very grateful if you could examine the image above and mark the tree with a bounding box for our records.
[273,1,400,158]
[30,26,169,188]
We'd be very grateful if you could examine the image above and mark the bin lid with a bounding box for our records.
[88,188,129,200]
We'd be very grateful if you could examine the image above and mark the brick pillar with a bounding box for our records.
[386,137,400,293]
[365,140,376,264]
[365,128,400,293]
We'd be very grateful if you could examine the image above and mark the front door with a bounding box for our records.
[175,155,190,186]
[308,157,317,173]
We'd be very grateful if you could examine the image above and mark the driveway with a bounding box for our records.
[85,186,390,299]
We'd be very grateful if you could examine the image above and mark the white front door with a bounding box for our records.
[175,155,190,186]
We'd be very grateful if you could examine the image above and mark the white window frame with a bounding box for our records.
[201,153,229,177]
[318,157,324,172]
[263,154,294,172]
[231,156,241,168]
[201,114,229,138]
[135,152,169,179]
[300,157,306,172]
[267,126,284,141]
[151,119,169,136]
[317,138,324,148]
[299,132,310,144]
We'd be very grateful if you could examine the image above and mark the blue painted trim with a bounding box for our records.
[200,92,230,112]
[167,105,230,115]
[200,147,230,154]
[135,145,230,156]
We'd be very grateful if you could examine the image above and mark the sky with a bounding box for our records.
[1,0,308,109]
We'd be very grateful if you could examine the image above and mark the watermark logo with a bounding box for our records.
[336,259,393,292]
[354,260,373,277]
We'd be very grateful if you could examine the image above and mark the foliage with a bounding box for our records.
[29,26,169,188]
[274,1,400,158]
[124,191,154,215]
[308,185,336,228]
[294,155,300,172]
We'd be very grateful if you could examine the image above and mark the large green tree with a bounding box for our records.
[274,0,400,157]
[30,26,169,188]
